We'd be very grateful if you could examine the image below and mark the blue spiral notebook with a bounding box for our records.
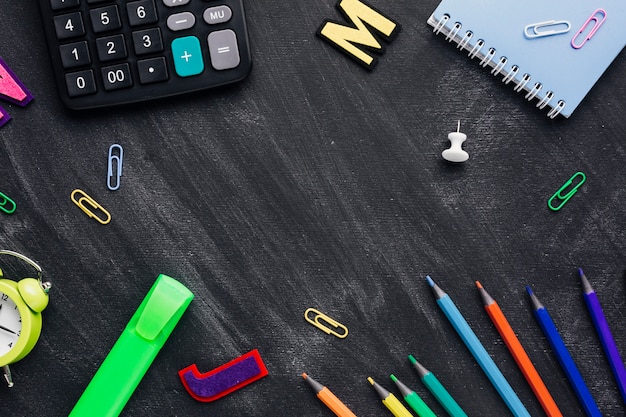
[427,0,626,118]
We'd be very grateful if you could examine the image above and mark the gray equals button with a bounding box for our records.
[208,29,240,70]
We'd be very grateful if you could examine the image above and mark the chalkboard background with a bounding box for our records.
[1,0,625,416]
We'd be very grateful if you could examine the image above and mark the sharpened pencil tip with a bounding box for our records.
[427,276,446,299]
[367,377,374,385]
[408,354,417,365]
[476,281,494,305]
[390,374,398,382]
[526,285,544,309]
[579,268,594,293]
[301,373,308,379]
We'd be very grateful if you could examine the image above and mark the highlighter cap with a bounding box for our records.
[132,274,194,341]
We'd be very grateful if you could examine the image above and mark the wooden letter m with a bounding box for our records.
[318,0,400,70]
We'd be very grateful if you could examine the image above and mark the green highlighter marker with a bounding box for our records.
[408,355,468,417]
[390,374,436,417]
[69,274,194,417]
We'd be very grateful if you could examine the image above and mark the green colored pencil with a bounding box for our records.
[408,355,468,417]
[390,374,436,417]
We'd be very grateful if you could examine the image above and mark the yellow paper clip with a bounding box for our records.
[548,172,586,211]
[71,189,111,224]
[571,9,606,49]
[304,308,348,338]
[107,144,123,191]
[0,192,16,214]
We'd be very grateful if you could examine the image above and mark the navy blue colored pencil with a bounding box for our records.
[526,285,601,417]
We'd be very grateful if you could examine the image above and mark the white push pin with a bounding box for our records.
[442,120,469,163]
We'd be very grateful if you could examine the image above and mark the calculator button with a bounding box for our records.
[127,0,159,27]
[101,63,133,91]
[96,34,128,62]
[54,12,85,40]
[167,12,196,31]
[132,28,164,55]
[162,0,190,6]
[171,36,204,77]
[59,41,91,68]
[137,57,169,84]
[207,29,240,70]
[90,5,122,33]
[50,0,80,11]
[203,6,232,25]
[41,0,252,109]
[65,69,97,97]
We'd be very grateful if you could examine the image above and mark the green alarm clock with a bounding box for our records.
[0,250,51,387]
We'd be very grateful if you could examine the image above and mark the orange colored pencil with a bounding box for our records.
[302,373,358,417]
[476,281,563,417]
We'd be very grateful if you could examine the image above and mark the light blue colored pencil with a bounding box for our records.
[426,276,530,417]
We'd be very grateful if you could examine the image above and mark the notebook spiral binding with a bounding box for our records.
[429,14,566,118]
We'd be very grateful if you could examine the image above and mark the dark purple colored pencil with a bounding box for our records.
[579,268,626,404]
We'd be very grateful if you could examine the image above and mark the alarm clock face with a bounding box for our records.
[0,292,22,357]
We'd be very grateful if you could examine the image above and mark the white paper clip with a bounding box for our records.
[107,144,123,191]
[571,9,606,49]
[524,20,571,39]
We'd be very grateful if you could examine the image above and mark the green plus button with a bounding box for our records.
[172,36,204,77]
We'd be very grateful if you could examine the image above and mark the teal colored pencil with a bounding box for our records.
[408,355,468,417]
[426,276,531,417]
[390,374,436,417]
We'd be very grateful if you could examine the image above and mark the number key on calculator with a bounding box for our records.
[38,0,252,110]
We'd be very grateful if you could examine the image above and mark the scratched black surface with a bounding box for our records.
[1,0,626,416]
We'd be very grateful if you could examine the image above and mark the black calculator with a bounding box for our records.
[38,0,252,110]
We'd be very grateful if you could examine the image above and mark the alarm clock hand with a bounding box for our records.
[0,324,16,335]
[0,300,19,335]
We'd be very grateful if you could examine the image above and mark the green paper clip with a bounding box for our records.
[548,172,586,211]
[0,192,16,214]
[69,274,194,417]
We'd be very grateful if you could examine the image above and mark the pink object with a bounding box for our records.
[0,106,10,127]
[571,9,607,49]
[0,57,33,106]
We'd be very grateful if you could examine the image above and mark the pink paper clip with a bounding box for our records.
[571,9,606,49]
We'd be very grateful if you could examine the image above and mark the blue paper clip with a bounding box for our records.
[524,20,571,39]
[548,172,586,211]
[571,9,606,49]
[0,192,16,214]
[107,144,123,191]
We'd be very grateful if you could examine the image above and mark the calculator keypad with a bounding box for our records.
[38,0,252,109]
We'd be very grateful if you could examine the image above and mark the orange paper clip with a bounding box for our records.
[571,9,606,49]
